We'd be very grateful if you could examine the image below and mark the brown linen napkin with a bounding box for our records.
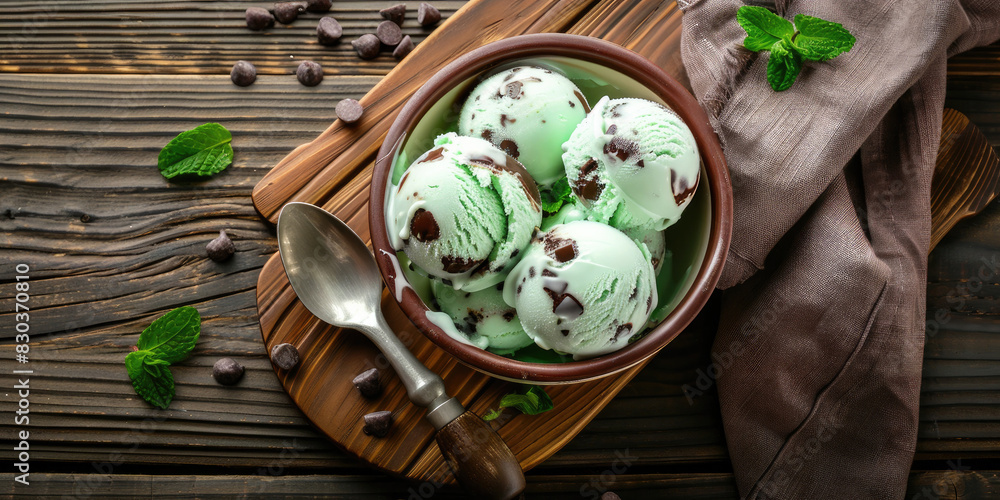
[678,0,1000,498]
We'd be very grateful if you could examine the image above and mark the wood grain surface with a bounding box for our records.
[253,0,687,484]
[13,470,1000,499]
[931,109,1000,251]
[1,0,1000,497]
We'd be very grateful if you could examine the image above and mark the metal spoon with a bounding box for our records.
[276,202,526,500]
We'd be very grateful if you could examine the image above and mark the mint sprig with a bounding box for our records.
[483,385,554,421]
[125,306,201,409]
[736,6,855,91]
[157,123,233,179]
[792,14,857,62]
[767,40,802,92]
[540,177,575,215]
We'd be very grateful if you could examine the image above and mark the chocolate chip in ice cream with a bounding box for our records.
[409,209,440,242]
[672,169,699,205]
[503,81,523,99]
[417,147,444,163]
[441,255,479,274]
[613,323,633,341]
[498,139,519,158]
[553,294,584,319]
[574,158,603,201]
[545,237,577,263]
[604,136,638,162]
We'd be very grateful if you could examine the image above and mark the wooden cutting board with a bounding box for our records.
[251,0,1000,486]
[252,0,690,485]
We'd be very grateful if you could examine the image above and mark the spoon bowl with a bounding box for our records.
[276,202,382,329]
[276,202,525,500]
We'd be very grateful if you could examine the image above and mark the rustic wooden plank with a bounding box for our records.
[0,1,466,75]
[949,45,1000,77]
[1,27,1000,500]
[3,70,1000,479]
[946,76,1000,148]
[0,0,993,78]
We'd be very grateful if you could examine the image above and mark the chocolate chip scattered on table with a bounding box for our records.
[379,4,406,26]
[393,35,414,60]
[376,20,403,46]
[362,410,393,437]
[336,99,364,124]
[273,2,306,24]
[206,230,236,261]
[316,16,342,45]
[417,2,441,26]
[352,34,380,59]
[230,61,256,87]
[304,0,331,12]
[212,358,245,386]
[245,7,274,31]
[296,60,323,86]
[271,343,300,370]
[352,368,381,397]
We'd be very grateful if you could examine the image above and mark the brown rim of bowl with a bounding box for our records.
[370,33,732,383]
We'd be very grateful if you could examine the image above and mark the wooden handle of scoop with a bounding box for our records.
[435,411,526,500]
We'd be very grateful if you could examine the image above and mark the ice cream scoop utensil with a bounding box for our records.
[276,202,525,500]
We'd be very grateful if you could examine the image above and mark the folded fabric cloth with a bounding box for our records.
[679,0,1000,497]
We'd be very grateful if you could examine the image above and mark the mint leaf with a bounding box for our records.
[482,409,503,422]
[767,40,802,92]
[792,14,855,61]
[157,123,233,179]
[482,385,554,421]
[736,8,854,92]
[540,177,574,215]
[125,307,201,409]
[137,306,201,363]
[736,6,794,51]
[125,351,175,409]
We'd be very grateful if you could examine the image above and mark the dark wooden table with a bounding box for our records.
[2,1,1000,498]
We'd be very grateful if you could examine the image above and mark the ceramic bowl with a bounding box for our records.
[370,34,731,384]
